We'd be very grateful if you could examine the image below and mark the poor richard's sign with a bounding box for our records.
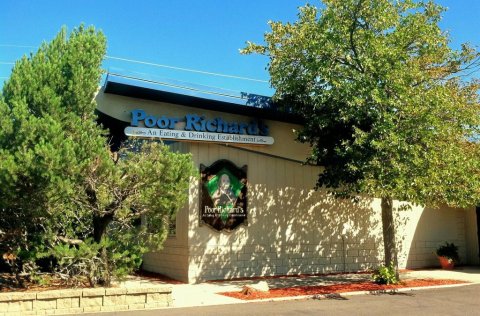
[124,109,274,146]
[200,160,247,232]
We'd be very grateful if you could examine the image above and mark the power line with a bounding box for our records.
[109,72,247,100]
[105,56,268,83]
[0,44,269,84]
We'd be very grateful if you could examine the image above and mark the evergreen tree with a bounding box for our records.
[0,26,194,286]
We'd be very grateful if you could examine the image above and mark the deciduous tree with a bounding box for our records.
[243,0,480,276]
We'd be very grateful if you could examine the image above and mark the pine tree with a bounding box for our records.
[0,26,194,286]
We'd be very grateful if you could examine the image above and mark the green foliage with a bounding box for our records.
[436,242,459,262]
[372,263,398,285]
[0,25,108,263]
[41,235,149,286]
[243,0,480,206]
[43,239,105,286]
[243,0,480,273]
[0,26,195,287]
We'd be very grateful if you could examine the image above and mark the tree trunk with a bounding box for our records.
[93,213,114,243]
[92,213,114,286]
[101,246,111,286]
[381,196,399,279]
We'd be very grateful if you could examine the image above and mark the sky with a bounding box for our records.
[1,0,479,96]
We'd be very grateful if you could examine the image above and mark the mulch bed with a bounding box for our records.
[133,270,185,284]
[218,279,468,300]
[0,269,184,292]
[0,273,91,292]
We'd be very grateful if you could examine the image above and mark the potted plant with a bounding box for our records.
[436,242,459,269]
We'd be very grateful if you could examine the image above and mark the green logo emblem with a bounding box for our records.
[205,168,243,223]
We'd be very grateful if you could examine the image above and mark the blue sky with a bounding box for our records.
[1,0,479,96]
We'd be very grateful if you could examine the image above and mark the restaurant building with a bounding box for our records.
[96,73,479,283]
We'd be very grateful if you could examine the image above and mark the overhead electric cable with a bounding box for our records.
[0,43,269,84]
[105,55,268,83]
[109,72,249,100]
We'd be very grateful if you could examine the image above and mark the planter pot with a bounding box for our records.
[438,256,455,269]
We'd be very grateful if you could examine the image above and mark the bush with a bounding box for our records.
[372,263,398,285]
[436,242,459,263]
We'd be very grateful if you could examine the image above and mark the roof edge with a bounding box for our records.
[103,73,303,124]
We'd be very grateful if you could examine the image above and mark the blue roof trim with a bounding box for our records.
[103,73,303,124]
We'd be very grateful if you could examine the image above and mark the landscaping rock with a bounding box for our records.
[241,281,270,295]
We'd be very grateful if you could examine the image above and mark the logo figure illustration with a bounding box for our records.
[211,174,237,222]
[212,174,237,206]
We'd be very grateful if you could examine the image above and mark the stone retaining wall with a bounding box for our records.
[0,285,172,315]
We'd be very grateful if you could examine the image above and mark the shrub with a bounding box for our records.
[436,242,459,263]
[372,263,398,285]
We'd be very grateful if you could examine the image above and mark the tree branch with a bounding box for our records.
[57,236,84,245]
[349,0,366,73]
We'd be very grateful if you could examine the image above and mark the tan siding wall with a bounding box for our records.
[141,142,191,282]
[142,242,189,282]
[186,143,474,283]
[142,141,476,283]
[187,143,384,282]
[398,206,477,269]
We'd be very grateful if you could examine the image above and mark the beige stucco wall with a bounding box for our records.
[96,90,479,284]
